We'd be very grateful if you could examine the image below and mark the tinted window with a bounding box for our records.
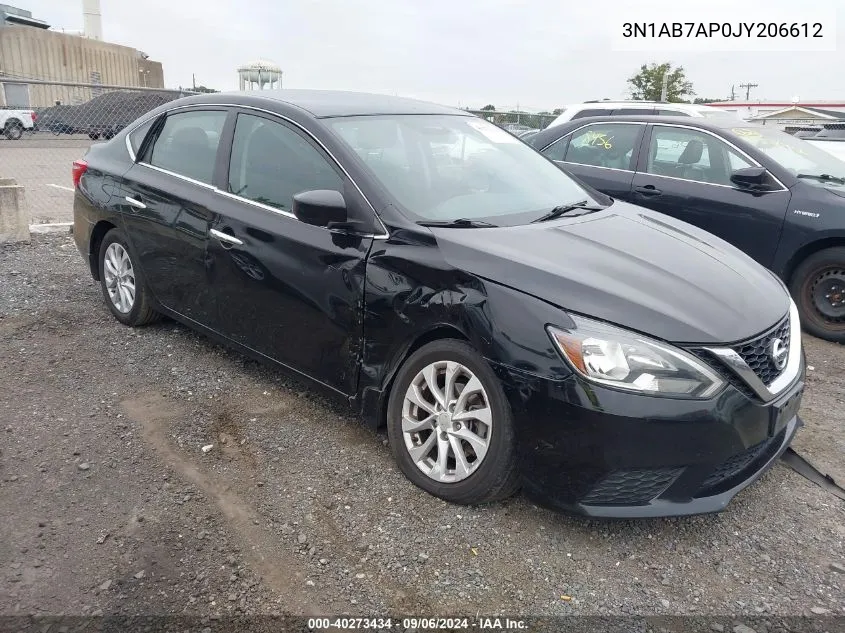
[645,126,753,185]
[612,108,655,116]
[561,123,642,171]
[657,109,691,117]
[148,110,227,184]
[543,135,570,161]
[228,113,342,212]
[128,117,156,156]
[571,108,610,120]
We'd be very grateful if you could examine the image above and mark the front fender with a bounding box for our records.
[358,238,576,427]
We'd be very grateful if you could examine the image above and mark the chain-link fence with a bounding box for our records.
[466,109,558,135]
[0,78,196,224]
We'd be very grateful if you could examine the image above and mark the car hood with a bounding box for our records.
[433,202,789,344]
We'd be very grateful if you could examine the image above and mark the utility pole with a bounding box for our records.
[739,82,758,101]
[730,84,736,101]
[660,72,669,102]
[192,73,196,90]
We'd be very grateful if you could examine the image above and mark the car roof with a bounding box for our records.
[568,101,719,110]
[530,114,755,148]
[182,89,469,118]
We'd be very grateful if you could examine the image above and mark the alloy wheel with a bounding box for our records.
[401,361,493,483]
[103,243,136,314]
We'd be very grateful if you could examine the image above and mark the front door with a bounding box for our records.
[630,124,792,267]
[542,121,645,200]
[207,111,376,395]
[119,107,229,325]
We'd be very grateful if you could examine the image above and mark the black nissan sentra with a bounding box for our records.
[72,91,805,517]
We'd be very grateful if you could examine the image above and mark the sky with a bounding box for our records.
[24,0,845,112]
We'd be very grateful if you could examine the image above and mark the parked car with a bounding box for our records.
[806,123,845,162]
[547,101,734,128]
[528,115,845,343]
[0,107,36,139]
[72,91,804,517]
[501,123,538,137]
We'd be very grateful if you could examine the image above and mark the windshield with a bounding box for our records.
[731,126,845,182]
[327,114,597,224]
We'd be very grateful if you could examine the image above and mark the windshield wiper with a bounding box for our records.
[531,200,605,223]
[416,218,499,228]
[796,173,845,185]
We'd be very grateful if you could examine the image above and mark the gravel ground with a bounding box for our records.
[1,233,844,624]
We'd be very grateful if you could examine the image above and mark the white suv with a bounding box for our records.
[547,101,733,128]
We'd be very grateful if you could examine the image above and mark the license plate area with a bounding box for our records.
[770,386,803,437]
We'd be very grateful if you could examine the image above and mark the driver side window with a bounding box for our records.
[645,126,754,186]
[558,123,642,171]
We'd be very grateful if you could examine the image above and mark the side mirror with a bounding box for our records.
[730,166,768,190]
[292,190,347,227]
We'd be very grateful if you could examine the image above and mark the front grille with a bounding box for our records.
[734,317,790,386]
[581,467,683,506]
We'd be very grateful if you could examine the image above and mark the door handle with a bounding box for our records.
[124,196,147,209]
[634,185,662,196]
[210,228,243,246]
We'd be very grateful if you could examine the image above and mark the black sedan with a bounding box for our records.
[72,91,804,517]
[527,115,845,343]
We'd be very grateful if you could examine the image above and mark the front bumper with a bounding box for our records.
[493,361,805,518]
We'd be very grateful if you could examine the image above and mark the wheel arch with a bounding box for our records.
[782,236,845,284]
[361,324,470,430]
[88,220,118,280]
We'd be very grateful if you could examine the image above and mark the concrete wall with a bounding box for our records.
[0,25,164,107]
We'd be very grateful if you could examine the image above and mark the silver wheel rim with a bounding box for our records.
[103,243,136,314]
[401,361,493,483]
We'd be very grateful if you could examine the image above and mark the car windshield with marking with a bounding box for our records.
[327,114,603,225]
[732,126,845,185]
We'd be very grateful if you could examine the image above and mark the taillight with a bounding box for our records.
[72,159,88,188]
[30,111,37,123]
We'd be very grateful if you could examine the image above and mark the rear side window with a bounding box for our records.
[128,117,156,157]
[147,110,228,184]
[559,123,643,170]
[612,108,656,116]
[570,108,610,120]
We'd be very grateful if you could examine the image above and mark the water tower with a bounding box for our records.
[237,60,283,90]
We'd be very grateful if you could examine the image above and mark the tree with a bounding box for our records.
[480,104,496,111]
[627,62,694,102]
[552,108,565,115]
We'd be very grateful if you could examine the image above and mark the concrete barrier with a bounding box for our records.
[0,178,31,244]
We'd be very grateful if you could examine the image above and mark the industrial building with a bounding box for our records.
[709,101,845,127]
[0,2,164,108]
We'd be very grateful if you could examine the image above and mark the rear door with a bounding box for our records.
[630,124,792,267]
[206,110,377,395]
[119,107,229,325]
[540,121,645,199]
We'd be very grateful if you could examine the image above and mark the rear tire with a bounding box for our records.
[789,247,845,343]
[4,120,23,140]
[386,339,520,505]
[98,229,160,327]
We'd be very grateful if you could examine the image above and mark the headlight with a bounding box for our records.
[547,316,725,398]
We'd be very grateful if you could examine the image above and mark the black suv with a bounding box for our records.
[529,115,845,342]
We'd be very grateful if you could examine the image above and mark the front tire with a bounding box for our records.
[4,121,23,140]
[98,229,160,326]
[386,339,520,505]
[790,247,845,343]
